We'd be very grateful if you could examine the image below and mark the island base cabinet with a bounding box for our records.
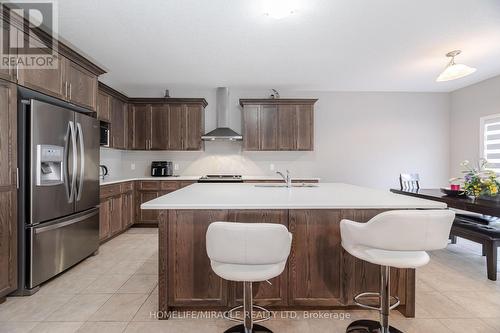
[159,209,415,318]
[166,210,229,307]
[288,210,343,306]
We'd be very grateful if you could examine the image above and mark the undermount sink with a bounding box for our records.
[254,183,319,188]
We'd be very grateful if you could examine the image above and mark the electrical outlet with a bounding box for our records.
[270,164,275,171]
[130,163,135,170]
[174,163,179,171]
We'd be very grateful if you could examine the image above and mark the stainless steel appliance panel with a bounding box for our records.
[28,207,99,288]
[30,99,76,224]
[75,112,100,212]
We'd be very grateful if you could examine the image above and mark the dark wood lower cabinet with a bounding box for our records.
[167,210,229,307]
[99,182,134,242]
[100,180,193,236]
[288,210,343,306]
[0,80,17,301]
[158,209,415,318]
[135,180,192,225]
[109,196,123,236]
[136,191,162,224]
[123,191,134,228]
[99,198,111,241]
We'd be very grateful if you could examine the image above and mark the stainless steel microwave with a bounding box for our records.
[100,122,109,147]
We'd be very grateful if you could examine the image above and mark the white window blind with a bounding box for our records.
[480,114,500,172]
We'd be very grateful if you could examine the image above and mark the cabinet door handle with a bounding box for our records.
[16,168,19,189]
[15,61,19,81]
[69,83,72,100]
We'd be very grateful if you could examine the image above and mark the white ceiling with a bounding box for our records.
[55,0,500,95]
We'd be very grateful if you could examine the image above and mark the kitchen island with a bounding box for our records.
[142,183,446,318]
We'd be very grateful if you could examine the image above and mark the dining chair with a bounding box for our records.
[399,173,420,190]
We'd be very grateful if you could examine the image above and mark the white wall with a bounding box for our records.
[450,75,500,178]
[101,89,451,189]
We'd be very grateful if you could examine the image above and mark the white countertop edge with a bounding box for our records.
[100,176,200,185]
[100,176,321,186]
[141,201,448,210]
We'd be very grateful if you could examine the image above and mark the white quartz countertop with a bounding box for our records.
[141,183,447,210]
[100,175,321,186]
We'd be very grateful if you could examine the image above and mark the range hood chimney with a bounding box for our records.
[201,87,243,141]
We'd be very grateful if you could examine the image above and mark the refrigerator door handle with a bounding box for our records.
[34,208,99,234]
[76,122,85,201]
[69,121,77,203]
[64,122,72,203]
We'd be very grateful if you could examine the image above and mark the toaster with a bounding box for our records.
[151,161,173,177]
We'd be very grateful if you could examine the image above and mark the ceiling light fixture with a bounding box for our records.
[263,0,296,19]
[436,50,476,82]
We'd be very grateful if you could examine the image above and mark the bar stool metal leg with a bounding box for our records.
[346,266,403,333]
[380,266,389,332]
[224,282,273,333]
[244,282,253,333]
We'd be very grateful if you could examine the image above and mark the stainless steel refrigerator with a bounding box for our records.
[17,87,100,293]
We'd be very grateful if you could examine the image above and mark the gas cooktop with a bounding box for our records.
[198,175,243,183]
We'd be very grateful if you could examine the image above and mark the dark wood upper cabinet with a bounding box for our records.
[16,36,65,100]
[296,104,314,150]
[184,104,204,150]
[0,22,17,82]
[242,105,260,150]
[17,37,98,110]
[240,99,317,151]
[101,91,207,151]
[168,104,184,150]
[277,105,296,150]
[0,8,104,109]
[130,104,149,150]
[110,97,127,149]
[150,104,169,150]
[260,105,278,150]
[0,80,18,300]
[97,90,111,122]
[64,58,97,111]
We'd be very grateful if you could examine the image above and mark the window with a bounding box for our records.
[480,114,500,172]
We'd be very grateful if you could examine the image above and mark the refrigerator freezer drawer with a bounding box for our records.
[28,207,99,288]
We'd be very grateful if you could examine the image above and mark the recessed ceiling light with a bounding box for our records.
[436,50,476,82]
[263,0,296,19]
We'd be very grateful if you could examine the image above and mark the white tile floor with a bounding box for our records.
[0,228,499,333]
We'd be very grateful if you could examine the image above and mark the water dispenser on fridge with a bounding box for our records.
[36,145,64,186]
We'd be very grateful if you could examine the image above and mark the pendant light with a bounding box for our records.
[436,50,476,82]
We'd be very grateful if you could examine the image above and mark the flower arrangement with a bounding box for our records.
[450,159,500,197]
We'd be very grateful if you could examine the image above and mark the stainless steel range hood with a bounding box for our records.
[202,87,242,141]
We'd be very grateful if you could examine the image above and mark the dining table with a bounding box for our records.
[390,188,500,217]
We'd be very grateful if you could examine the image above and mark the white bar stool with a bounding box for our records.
[206,222,292,333]
[340,210,454,333]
